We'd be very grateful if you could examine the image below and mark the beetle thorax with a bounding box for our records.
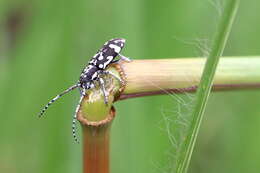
[79,65,99,89]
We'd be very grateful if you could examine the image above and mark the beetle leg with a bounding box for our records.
[98,78,109,105]
[118,53,131,62]
[101,70,123,83]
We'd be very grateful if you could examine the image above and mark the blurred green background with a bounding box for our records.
[0,0,260,173]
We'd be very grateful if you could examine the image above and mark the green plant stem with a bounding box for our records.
[119,56,260,100]
[77,65,122,173]
[176,0,240,172]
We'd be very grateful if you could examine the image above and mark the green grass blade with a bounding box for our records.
[176,0,240,172]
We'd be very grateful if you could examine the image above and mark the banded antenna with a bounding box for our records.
[38,83,80,118]
[72,92,85,143]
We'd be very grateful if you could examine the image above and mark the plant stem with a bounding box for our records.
[119,56,260,100]
[80,107,115,173]
[77,67,122,173]
[176,0,240,172]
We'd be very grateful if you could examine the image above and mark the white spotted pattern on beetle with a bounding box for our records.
[38,38,131,143]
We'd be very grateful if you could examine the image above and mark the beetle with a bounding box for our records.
[38,38,130,143]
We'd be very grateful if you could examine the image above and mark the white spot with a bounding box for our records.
[106,56,113,61]
[91,72,97,80]
[89,59,95,64]
[84,65,93,72]
[103,56,113,67]
[120,38,126,43]
[114,40,120,43]
[114,39,125,44]
[94,53,99,58]
[98,55,104,60]
[109,44,121,53]
[99,64,104,68]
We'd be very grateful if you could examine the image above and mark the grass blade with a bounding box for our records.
[176,0,240,172]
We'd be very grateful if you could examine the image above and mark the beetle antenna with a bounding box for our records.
[38,83,80,117]
[72,89,85,143]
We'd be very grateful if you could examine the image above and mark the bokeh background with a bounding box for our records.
[1,0,260,173]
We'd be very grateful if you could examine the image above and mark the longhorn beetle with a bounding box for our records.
[38,38,130,143]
